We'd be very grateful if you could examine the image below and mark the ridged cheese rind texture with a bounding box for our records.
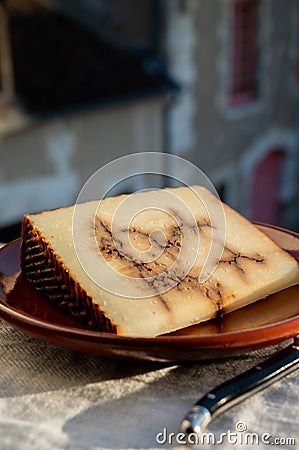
[21,186,299,336]
[21,214,118,333]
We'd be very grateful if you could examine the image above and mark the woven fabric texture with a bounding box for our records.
[0,319,298,450]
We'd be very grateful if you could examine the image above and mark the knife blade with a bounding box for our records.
[181,337,299,436]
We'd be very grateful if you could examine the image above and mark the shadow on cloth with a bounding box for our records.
[0,320,171,398]
[62,354,273,449]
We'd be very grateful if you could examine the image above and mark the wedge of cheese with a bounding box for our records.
[21,185,299,336]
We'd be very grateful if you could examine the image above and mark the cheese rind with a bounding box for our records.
[21,186,299,336]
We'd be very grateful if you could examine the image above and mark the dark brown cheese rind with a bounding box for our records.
[21,215,118,333]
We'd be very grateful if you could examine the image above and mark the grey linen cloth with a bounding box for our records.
[0,319,298,450]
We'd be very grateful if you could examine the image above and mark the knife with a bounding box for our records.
[181,337,299,436]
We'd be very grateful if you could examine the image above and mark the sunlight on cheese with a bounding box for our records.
[21,186,299,336]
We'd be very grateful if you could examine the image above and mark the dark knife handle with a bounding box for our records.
[181,338,299,436]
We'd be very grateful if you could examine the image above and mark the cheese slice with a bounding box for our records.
[21,185,299,336]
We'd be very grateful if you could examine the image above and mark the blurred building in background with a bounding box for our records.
[165,0,299,233]
[0,0,299,241]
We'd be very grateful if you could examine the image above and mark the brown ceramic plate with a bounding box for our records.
[0,223,299,361]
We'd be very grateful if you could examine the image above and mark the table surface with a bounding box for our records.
[0,244,298,450]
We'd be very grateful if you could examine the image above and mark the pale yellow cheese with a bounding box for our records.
[21,186,299,336]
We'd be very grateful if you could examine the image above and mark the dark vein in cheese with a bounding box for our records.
[97,219,172,311]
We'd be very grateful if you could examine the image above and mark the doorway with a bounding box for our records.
[249,149,284,225]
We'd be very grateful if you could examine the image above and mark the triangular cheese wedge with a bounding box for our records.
[21,186,299,336]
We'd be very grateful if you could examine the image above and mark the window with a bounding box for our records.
[217,0,269,119]
[249,150,284,225]
[0,0,14,103]
[0,2,4,96]
[230,0,260,106]
[0,48,2,94]
[297,0,299,83]
[289,0,299,92]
